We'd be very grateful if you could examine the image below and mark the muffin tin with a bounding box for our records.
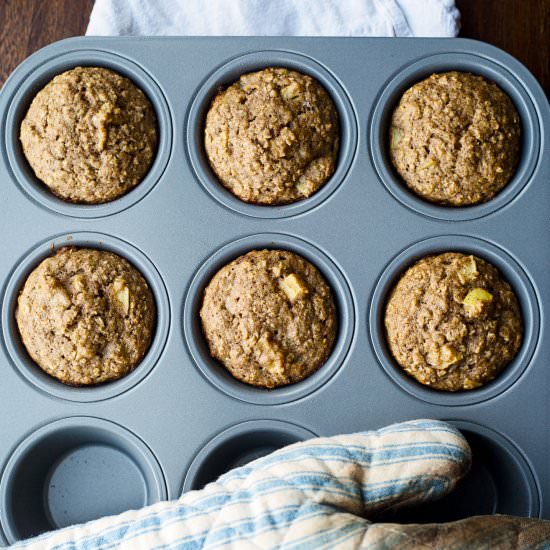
[0,37,548,544]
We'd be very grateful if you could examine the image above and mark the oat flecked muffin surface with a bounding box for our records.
[384,252,522,391]
[200,249,337,388]
[16,247,156,386]
[204,67,339,205]
[20,67,157,204]
[390,72,521,206]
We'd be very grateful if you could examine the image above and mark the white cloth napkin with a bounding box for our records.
[86,0,460,37]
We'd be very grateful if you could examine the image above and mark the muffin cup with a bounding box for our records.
[3,49,172,218]
[369,52,541,221]
[186,50,358,218]
[0,416,167,544]
[182,419,316,492]
[1,232,170,402]
[183,233,355,405]
[373,420,541,522]
[369,235,540,406]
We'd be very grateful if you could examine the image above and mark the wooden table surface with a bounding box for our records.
[0,0,548,93]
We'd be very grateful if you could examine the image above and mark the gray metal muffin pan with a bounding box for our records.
[0,37,548,543]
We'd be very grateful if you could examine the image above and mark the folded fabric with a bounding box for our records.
[86,0,460,37]
[9,419,550,549]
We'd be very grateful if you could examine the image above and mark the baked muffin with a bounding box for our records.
[200,249,337,388]
[16,247,155,386]
[390,72,520,206]
[204,67,339,205]
[384,252,522,391]
[20,67,157,204]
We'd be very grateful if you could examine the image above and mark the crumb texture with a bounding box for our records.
[20,66,157,204]
[204,67,339,205]
[390,71,520,206]
[384,252,523,391]
[16,247,156,385]
[200,249,337,388]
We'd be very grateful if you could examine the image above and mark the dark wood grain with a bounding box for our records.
[0,0,548,93]
[0,0,94,86]
[457,0,549,94]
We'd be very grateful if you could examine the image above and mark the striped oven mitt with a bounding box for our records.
[9,420,550,550]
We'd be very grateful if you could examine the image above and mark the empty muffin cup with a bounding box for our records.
[182,420,316,492]
[0,417,166,544]
[373,420,540,522]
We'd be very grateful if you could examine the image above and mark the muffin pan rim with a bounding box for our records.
[0,37,548,539]
[0,415,168,544]
[1,231,171,403]
[369,234,540,406]
[186,49,359,219]
[369,51,541,221]
[2,48,174,219]
[183,232,356,405]
[182,419,317,493]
